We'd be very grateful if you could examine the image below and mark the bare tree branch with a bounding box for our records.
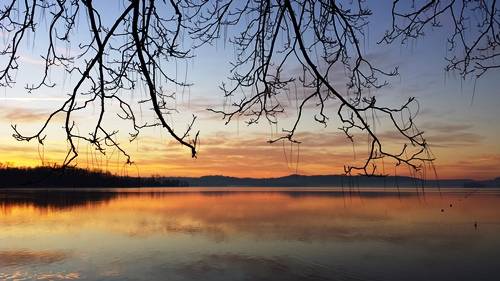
[1,0,496,175]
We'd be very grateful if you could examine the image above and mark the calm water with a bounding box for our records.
[1,187,499,281]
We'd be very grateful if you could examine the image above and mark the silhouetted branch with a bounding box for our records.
[381,0,500,79]
[197,0,432,175]
[1,0,199,167]
[2,0,496,175]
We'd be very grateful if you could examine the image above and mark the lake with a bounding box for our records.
[1,187,499,281]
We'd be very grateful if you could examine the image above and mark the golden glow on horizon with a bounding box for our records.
[0,97,499,180]
[1,130,499,180]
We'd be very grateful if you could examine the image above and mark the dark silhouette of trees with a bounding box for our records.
[0,164,185,187]
[0,0,498,175]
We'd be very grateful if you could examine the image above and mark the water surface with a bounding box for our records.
[1,187,499,280]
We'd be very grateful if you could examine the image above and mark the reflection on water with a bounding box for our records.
[1,188,499,281]
[0,250,70,267]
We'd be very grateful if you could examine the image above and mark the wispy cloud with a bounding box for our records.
[3,108,48,123]
[127,131,366,177]
[423,122,482,147]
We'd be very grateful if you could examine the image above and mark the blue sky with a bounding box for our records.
[0,0,499,179]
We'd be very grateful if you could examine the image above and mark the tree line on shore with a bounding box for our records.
[0,164,186,188]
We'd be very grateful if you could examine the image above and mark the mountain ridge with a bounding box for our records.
[163,174,500,188]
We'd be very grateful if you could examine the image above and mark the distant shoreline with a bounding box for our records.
[163,174,500,188]
[0,166,498,189]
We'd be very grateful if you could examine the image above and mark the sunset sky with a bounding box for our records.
[0,1,499,180]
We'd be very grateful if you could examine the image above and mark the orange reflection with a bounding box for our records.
[1,189,498,242]
[0,250,70,267]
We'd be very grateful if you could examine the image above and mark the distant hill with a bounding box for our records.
[165,174,500,188]
[1,166,497,188]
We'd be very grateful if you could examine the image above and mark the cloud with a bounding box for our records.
[18,54,46,66]
[422,122,482,147]
[3,108,49,123]
[128,131,376,177]
[427,132,481,146]
[372,121,482,149]
[435,153,500,179]
[424,123,474,133]
[0,103,52,123]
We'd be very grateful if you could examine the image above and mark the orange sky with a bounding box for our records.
[0,120,499,180]
[1,2,499,180]
[0,69,499,180]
